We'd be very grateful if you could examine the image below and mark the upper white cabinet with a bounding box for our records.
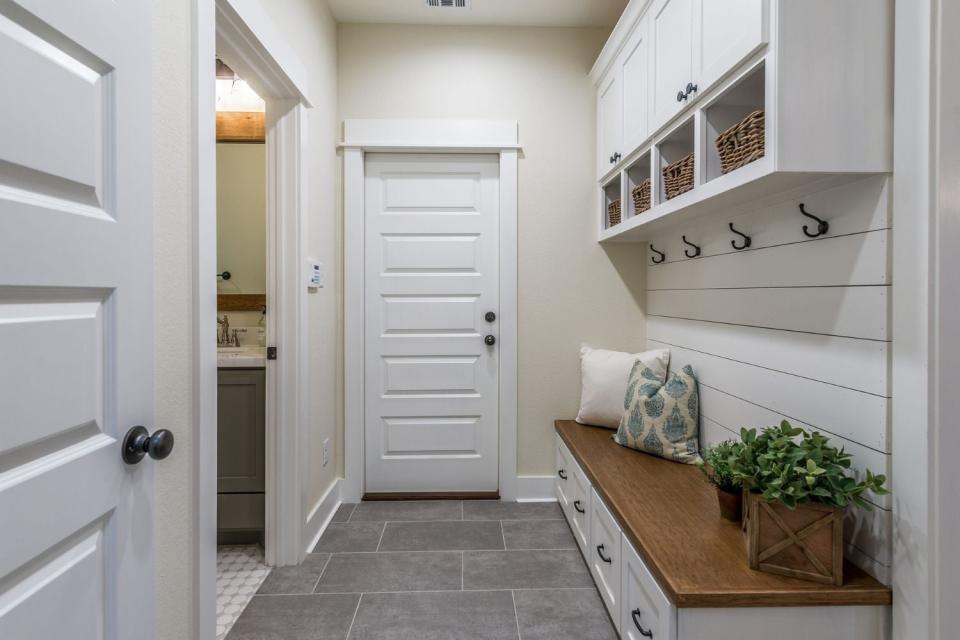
[591,0,892,240]
[597,72,624,173]
[693,0,767,97]
[650,0,694,134]
[620,16,651,153]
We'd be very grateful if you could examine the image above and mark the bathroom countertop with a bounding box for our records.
[217,346,267,368]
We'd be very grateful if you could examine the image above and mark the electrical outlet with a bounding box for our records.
[322,438,330,467]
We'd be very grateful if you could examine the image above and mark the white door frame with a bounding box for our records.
[341,120,521,502]
[195,2,312,637]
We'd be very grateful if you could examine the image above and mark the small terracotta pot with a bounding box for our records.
[716,487,743,522]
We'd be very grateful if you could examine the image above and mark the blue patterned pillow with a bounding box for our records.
[614,363,702,464]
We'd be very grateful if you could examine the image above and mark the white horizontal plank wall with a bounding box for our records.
[646,175,892,584]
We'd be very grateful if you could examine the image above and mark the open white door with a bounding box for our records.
[0,1,157,638]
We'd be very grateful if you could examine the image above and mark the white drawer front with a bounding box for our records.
[621,535,677,640]
[590,488,623,631]
[570,460,592,555]
[555,437,572,514]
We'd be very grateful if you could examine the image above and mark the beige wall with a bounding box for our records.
[217,143,266,296]
[154,1,339,639]
[338,24,648,475]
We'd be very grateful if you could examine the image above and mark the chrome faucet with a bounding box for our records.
[217,315,230,345]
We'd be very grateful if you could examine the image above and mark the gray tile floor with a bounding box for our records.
[227,500,618,640]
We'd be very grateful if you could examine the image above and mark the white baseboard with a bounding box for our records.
[303,478,341,554]
[516,475,557,502]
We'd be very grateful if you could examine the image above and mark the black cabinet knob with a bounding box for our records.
[677,90,687,102]
[484,335,496,346]
[122,426,175,464]
[685,81,698,96]
[485,311,496,322]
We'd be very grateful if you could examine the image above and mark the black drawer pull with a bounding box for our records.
[557,469,567,480]
[596,544,612,564]
[574,500,585,514]
[632,609,653,638]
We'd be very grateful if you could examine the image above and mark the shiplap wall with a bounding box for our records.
[645,175,891,583]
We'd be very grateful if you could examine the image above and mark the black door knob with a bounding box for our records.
[485,311,496,322]
[484,335,496,346]
[122,426,175,464]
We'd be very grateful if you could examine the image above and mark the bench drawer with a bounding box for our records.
[621,535,677,640]
[590,488,623,631]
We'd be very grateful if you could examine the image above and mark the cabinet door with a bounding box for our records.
[598,70,623,176]
[217,369,266,493]
[620,16,651,152]
[649,0,694,134]
[570,460,592,555]
[590,489,623,632]
[621,537,677,640]
[693,0,767,95]
[555,437,573,514]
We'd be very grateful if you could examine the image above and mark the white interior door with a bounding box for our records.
[0,1,156,638]
[364,154,500,494]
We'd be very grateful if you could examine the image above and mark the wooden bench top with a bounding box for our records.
[555,419,892,608]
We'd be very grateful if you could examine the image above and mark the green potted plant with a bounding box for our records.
[731,421,889,585]
[698,440,743,522]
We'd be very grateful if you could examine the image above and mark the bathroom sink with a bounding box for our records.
[217,346,266,367]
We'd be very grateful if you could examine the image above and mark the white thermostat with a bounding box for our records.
[307,260,324,288]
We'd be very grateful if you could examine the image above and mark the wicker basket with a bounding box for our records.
[716,109,765,174]
[607,198,622,227]
[662,153,695,200]
[631,178,651,215]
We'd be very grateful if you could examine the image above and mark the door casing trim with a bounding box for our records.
[342,119,520,502]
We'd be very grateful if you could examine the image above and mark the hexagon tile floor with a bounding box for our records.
[217,545,271,640]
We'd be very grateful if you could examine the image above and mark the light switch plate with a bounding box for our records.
[307,259,324,288]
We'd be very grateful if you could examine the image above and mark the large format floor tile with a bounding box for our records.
[349,590,520,640]
[378,520,504,551]
[312,522,385,553]
[256,553,330,595]
[350,500,463,522]
[462,500,563,521]
[501,519,576,550]
[314,551,462,593]
[227,593,360,640]
[463,550,594,590]
[514,589,618,640]
[331,503,357,523]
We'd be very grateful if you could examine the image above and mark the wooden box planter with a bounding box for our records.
[744,493,844,586]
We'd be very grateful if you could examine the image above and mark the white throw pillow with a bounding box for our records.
[575,345,670,429]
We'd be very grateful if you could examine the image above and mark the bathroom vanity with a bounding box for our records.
[217,359,266,545]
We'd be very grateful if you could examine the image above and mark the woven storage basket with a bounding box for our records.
[631,178,651,215]
[662,153,695,200]
[716,109,765,174]
[607,198,622,227]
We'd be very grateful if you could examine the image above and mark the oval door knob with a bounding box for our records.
[485,311,496,322]
[122,426,175,465]
[484,335,496,346]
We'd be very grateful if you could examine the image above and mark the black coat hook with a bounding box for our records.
[682,235,701,258]
[217,271,232,281]
[650,244,665,264]
[729,223,752,250]
[798,203,829,238]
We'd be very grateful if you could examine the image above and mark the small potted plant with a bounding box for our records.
[698,440,743,522]
[731,421,889,585]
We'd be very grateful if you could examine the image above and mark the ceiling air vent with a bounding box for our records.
[426,0,469,8]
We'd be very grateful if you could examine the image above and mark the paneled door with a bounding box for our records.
[364,154,500,493]
[0,1,157,639]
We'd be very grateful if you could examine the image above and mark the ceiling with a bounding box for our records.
[326,0,629,28]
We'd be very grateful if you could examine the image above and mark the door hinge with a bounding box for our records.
[267,346,277,360]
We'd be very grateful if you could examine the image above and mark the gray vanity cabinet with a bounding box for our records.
[217,368,265,543]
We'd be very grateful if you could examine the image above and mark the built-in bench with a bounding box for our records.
[554,420,892,640]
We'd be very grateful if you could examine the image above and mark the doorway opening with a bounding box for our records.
[214,60,270,639]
